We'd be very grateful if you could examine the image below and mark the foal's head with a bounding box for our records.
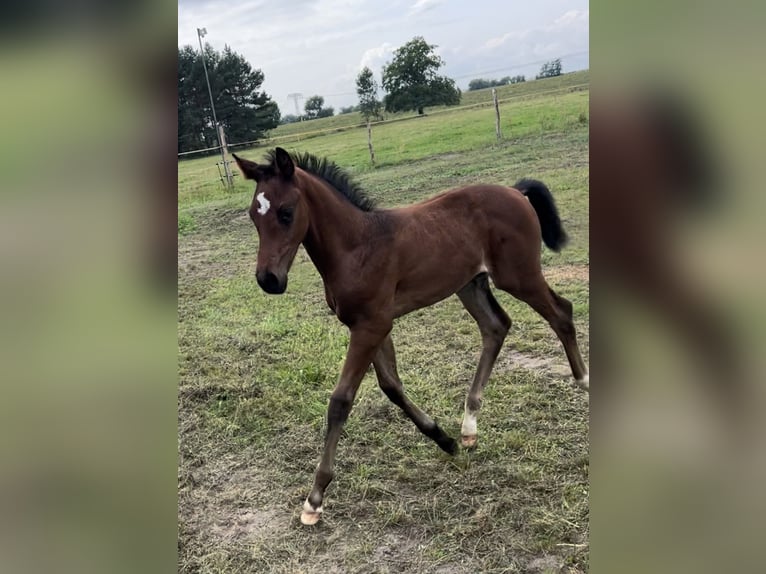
[233,148,309,294]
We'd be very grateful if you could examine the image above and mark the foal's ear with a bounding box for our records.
[232,154,262,181]
[274,147,295,179]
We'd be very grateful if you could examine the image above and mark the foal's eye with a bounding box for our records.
[277,207,293,226]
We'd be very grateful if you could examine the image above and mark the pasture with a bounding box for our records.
[178,74,589,573]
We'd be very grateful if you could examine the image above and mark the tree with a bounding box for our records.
[304,95,334,119]
[304,95,323,118]
[536,58,562,79]
[468,78,492,91]
[280,114,301,124]
[382,36,460,115]
[468,77,522,91]
[177,44,279,154]
[178,45,209,153]
[356,66,382,121]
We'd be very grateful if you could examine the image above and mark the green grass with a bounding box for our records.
[178,212,196,236]
[178,77,589,574]
[263,69,589,140]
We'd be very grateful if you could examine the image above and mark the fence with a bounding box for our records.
[178,81,589,160]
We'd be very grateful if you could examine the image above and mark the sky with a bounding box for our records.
[178,0,589,115]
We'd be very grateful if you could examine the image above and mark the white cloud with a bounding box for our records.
[483,30,529,51]
[480,9,588,56]
[408,0,445,16]
[178,1,590,113]
[359,43,395,73]
[553,9,589,28]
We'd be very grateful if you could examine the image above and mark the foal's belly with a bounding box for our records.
[391,261,486,318]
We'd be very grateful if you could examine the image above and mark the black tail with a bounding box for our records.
[514,178,568,252]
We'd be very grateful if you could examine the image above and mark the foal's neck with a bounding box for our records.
[298,170,377,279]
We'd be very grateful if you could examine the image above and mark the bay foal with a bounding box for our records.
[233,148,588,525]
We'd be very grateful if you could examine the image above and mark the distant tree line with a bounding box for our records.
[279,95,335,124]
[466,59,565,92]
[178,44,279,154]
[467,75,526,91]
[536,58,562,79]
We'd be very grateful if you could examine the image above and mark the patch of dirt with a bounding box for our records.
[526,554,565,573]
[495,349,571,380]
[372,532,419,565]
[211,509,285,543]
[546,264,589,284]
[179,448,291,552]
[432,563,469,574]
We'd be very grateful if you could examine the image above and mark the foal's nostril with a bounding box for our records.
[257,271,285,294]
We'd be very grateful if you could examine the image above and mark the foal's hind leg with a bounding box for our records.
[508,276,589,390]
[456,273,512,448]
[373,335,457,454]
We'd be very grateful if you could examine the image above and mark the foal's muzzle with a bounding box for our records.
[256,270,287,294]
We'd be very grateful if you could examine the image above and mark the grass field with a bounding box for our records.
[178,74,589,573]
[259,70,589,140]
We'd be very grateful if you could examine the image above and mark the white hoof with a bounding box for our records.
[300,510,321,525]
[461,434,478,448]
[300,499,322,525]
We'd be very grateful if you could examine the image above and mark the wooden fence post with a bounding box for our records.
[218,124,234,189]
[367,119,376,166]
[493,88,502,140]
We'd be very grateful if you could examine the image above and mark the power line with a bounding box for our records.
[451,50,589,80]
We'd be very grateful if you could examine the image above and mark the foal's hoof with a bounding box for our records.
[461,434,478,449]
[300,500,323,525]
[576,374,589,392]
[300,510,322,526]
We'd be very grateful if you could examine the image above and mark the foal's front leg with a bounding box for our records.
[301,321,391,525]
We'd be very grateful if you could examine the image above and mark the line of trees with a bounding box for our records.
[279,95,335,124]
[468,75,526,91]
[178,44,279,154]
[178,37,568,151]
[536,58,562,79]
[349,40,564,118]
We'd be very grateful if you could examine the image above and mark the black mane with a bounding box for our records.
[266,149,376,212]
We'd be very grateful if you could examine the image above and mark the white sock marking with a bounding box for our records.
[256,192,271,215]
[461,411,477,436]
[303,499,322,514]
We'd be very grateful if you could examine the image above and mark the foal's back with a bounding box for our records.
[391,184,542,263]
[383,184,543,316]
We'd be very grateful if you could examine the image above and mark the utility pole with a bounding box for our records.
[197,27,232,189]
[287,93,304,121]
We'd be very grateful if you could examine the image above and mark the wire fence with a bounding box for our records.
[178,80,589,160]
